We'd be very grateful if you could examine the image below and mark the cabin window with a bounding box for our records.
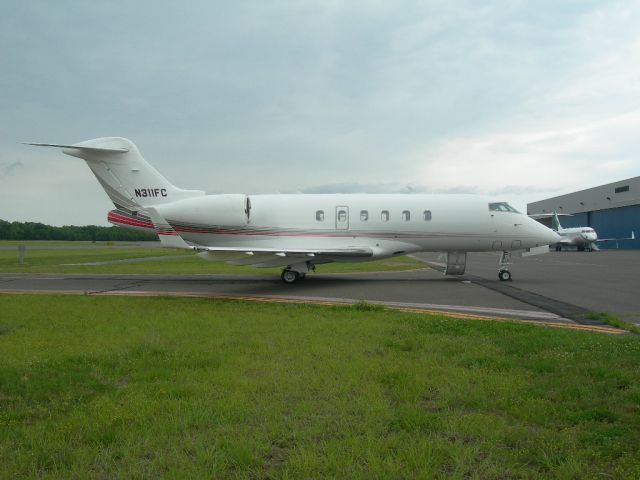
[338,210,347,222]
[402,210,410,221]
[615,185,629,193]
[360,210,368,221]
[381,210,389,222]
[316,210,325,221]
[423,210,432,221]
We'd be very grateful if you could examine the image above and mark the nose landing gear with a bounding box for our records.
[498,251,513,281]
[498,269,512,281]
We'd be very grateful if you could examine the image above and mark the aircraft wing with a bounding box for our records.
[194,245,372,257]
[145,207,373,267]
[557,238,575,245]
[596,231,635,243]
[197,246,373,268]
[528,213,573,219]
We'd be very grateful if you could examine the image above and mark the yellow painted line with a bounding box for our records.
[0,289,627,335]
[92,291,628,335]
[387,306,625,333]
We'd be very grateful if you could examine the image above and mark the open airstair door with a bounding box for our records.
[444,251,467,275]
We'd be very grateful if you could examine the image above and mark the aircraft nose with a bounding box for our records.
[536,222,561,244]
[526,217,561,245]
[546,229,562,244]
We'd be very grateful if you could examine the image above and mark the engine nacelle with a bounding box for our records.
[154,194,249,227]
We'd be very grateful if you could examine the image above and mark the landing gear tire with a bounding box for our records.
[281,270,299,284]
[498,270,512,282]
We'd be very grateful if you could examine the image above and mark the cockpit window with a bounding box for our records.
[489,202,521,213]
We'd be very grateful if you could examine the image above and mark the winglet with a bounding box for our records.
[145,207,192,250]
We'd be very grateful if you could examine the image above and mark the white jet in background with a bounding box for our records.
[529,212,635,252]
[26,138,560,283]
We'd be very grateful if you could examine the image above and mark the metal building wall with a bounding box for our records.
[528,176,640,250]
[590,205,640,250]
[527,176,640,215]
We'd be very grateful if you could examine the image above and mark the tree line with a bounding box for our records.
[0,219,158,242]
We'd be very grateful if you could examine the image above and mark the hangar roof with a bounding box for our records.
[528,176,640,215]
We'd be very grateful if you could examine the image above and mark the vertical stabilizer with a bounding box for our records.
[26,138,204,211]
[551,212,562,232]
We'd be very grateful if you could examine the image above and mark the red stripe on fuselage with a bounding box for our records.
[108,212,154,229]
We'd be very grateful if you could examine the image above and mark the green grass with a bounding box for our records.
[586,312,640,334]
[0,241,425,275]
[1,295,639,478]
[0,240,103,247]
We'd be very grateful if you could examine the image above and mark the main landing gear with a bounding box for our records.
[280,262,313,284]
[498,251,512,282]
[281,269,306,284]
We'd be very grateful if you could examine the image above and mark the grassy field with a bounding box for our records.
[1,295,639,478]
[0,241,104,247]
[0,241,425,275]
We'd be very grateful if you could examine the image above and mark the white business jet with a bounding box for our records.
[530,212,635,252]
[26,138,560,283]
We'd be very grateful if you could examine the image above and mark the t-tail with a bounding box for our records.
[25,137,204,231]
[551,212,562,232]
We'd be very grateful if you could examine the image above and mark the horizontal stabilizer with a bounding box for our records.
[23,142,129,153]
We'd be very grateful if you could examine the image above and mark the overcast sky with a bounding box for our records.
[1,1,639,225]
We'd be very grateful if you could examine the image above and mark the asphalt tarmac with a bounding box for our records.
[1,249,638,330]
[415,250,640,325]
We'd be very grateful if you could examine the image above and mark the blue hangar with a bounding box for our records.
[527,176,640,250]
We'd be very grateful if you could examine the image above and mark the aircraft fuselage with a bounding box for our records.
[111,193,559,260]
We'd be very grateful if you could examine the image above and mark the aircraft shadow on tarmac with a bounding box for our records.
[194,275,469,297]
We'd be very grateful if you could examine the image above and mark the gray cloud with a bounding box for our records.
[1,1,639,224]
[0,161,23,180]
[301,182,557,196]
[301,182,404,194]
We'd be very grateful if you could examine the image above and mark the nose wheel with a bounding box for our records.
[498,269,512,282]
[498,251,512,281]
